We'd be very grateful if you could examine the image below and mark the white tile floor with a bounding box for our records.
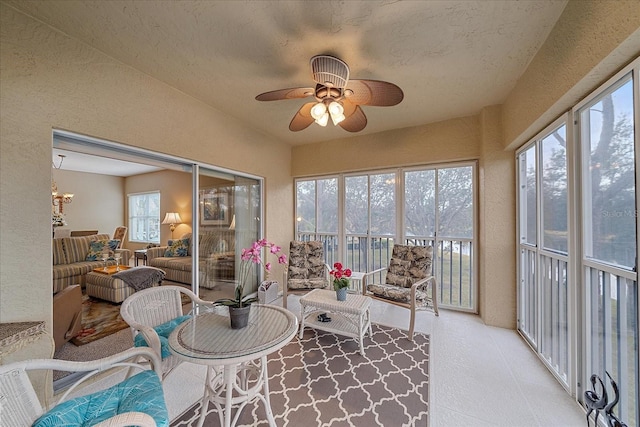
[160,294,585,426]
[81,292,586,426]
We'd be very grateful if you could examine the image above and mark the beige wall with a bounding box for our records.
[478,105,516,328]
[125,170,194,248]
[1,0,637,332]
[503,0,640,148]
[292,116,480,177]
[0,5,292,329]
[52,169,125,236]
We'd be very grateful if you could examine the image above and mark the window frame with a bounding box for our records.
[127,191,161,244]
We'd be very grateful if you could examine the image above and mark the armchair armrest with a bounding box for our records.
[146,246,168,260]
[53,284,83,351]
[361,267,386,294]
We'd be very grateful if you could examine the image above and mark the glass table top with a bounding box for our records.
[169,304,297,361]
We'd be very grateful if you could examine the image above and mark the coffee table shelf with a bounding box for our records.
[299,289,372,356]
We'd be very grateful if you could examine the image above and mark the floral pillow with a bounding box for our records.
[164,238,190,257]
[86,239,121,261]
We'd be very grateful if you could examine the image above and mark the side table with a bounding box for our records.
[134,249,147,266]
[169,305,298,427]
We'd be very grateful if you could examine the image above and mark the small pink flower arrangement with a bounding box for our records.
[330,262,352,290]
[216,239,287,308]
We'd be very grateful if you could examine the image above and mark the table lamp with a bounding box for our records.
[162,212,182,239]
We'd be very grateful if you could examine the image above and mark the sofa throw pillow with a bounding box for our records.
[86,239,121,261]
[164,238,190,257]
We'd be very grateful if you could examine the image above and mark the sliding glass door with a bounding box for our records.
[517,60,639,424]
[517,118,571,387]
[577,73,638,425]
[54,131,264,299]
[295,162,477,312]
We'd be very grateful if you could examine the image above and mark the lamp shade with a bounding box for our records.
[162,212,182,225]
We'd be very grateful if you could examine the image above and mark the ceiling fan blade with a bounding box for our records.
[344,79,404,106]
[289,102,315,131]
[255,87,315,101]
[340,102,367,132]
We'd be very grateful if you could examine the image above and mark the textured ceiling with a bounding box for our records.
[7,0,567,146]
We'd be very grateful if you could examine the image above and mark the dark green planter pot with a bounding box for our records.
[229,305,251,329]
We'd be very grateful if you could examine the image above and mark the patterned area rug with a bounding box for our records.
[171,324,430,427]
[70,295,129,346]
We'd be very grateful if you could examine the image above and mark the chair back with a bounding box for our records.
[112,226,128,248]
[385,245,433,288]
[70,230,98,237]
[287,240,329,290]
[53,228,71,238]
[0,366,43,425]
[121,286,186,330]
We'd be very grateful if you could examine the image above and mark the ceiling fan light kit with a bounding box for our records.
[256,55,403,133]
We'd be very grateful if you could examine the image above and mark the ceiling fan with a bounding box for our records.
[255,55,404,132]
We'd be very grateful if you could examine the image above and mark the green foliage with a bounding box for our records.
[333,278,350,290]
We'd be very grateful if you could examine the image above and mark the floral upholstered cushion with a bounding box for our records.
[287,241,328,290]
[33,370,169,427]
[367,282,433,307]
[85,239,121,261]
[384,245,432,288]
[164,238,190,257]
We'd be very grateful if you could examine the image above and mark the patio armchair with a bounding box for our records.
[363,244,439,340]
[0,347,168,427]
[120,285,218,379]
[282,240,331,309]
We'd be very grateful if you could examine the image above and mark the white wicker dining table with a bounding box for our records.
[168,304,298,427]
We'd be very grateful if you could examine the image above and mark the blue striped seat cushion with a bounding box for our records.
[33,370,168,427]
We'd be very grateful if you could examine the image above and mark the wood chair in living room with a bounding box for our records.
[112,226,127,249]
[362,244,439,340]
[282,240,331,309]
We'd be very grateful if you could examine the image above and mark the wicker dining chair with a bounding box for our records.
[0,347,167,427]
[363,244,439,340]
[120,285,218,379]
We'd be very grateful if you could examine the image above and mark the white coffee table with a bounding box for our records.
[299,288,372,356]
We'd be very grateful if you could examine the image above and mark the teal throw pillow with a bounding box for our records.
[134,315,190,359]
[86,239,121,261]
[164,238,190,257]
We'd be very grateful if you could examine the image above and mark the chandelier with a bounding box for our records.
[52,154,73,213]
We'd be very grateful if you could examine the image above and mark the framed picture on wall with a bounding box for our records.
[201,192,230,225]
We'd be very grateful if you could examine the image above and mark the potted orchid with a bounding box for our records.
[215,239,287,329]
[330,262,352,301]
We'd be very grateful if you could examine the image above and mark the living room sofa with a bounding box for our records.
[52,233,132,294]
[146,230,235,288]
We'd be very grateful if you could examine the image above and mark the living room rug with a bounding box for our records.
[70,294,129,346]
[171,323,430,427]
[70,288,193,346]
